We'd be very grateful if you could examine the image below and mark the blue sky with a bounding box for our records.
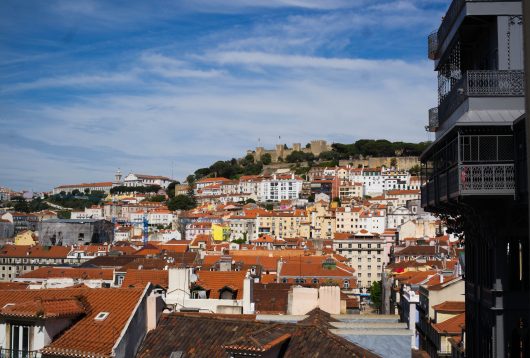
[0,0,448,191]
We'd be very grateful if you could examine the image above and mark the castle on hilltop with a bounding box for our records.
[247,140,331,163]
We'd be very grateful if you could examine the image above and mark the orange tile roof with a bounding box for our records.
[279,256,354,278]
[0,245,70,258]
[122,269,169,289]
[0,297,86,319]
[195,270,247,300]
[432,301,465,313]
[433,313,465,334]
[19,267,114,280]
[0,287,146,357]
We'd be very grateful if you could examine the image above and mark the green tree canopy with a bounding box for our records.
[370,281,382,311]
[261,153,272,165]
[167,195,196,211]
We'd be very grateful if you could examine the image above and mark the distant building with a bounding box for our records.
[52,181,113,195]
[248,139,331,163]
[38,219,114,246]
[122,173,172,188]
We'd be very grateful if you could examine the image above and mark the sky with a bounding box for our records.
[0,0,448,191]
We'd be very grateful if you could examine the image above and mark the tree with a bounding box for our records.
[166,181,180,197]
[370,281,382,311]
[72,189,81,196]
[261,153,272,165]
[390,158,398,168]
[409,164,421,176]
[84,188,91,195]
[167,195,196,211]
[286,151,307,163]
[245,198,256,204]
[148,195,166,202]
[57,210,71,219]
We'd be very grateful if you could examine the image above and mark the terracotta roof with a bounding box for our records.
[56,182,113,189]
[433,313,465,334]
[0,245,70,258]
[136,310,378,358]
[122,269,169,289]
[194,270,247,300]
[19,267,114,280]
[79,255,139,268]
[0,287,146,357]
[253,283,290,314]
[432,301,465,313]
[0,297,86,319]
[279,257,354,278]
[0,282,29,290]
[394,245,447,256]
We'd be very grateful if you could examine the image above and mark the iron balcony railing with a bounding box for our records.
[421,163,515,207]
[428,31,438,60]
[460,164,515,195]
[0,349,41,358]
[425,107,438,132]
[436,0,516,54]
[438,70,525,126]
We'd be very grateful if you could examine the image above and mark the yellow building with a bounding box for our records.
[14,230,37,246]
[212,224,231,241]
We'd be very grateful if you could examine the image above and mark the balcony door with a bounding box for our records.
[11,324,30,357]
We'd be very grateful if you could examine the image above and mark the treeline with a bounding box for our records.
[47,192,107,210]
[191,155,264,181]
[330,139,430,159]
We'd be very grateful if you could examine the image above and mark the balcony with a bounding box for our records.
[422,163,515,207]
[438,70,525,127]
[428,31,438,60]
[0,350,41,358]
[425,107,438,132]
[421,134,515,207]
[436,0,516,53]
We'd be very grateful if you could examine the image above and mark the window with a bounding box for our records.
[95,312,109,321]
[368,273,372,278]
[343,280,350,289]
[11,325,30,353]
[281,278,288,283]
[312,278,319,284]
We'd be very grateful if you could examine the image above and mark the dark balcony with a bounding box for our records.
[421,133,515,208]
[438,70,525,127]
[436,0,517,53]
[425,107,438,132]
[0,349,41,358]
[427,31,438,60]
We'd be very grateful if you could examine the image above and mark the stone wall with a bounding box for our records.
[38,220,114,246]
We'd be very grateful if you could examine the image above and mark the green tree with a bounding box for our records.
[390,158,398,168]
[57,210,71,219]
[261,153,272,165]
[409,164,421,176]
[370,281,382,311]
[148,195,166,202]
[166,181,180,197]
[167,195,196,211]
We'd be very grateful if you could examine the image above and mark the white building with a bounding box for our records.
[257,174,303,202]
[123,173,172,189]
[53,182,113,195]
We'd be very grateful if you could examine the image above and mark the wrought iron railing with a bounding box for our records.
[438,70,525,126]
[466,70,525,96]
[425,107,438,132]
[436,0,515,52]
[428,31,438,60]
[459,164,515,195]
[0,349,41,358]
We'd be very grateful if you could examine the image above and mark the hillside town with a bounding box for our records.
[0,148,466,357]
